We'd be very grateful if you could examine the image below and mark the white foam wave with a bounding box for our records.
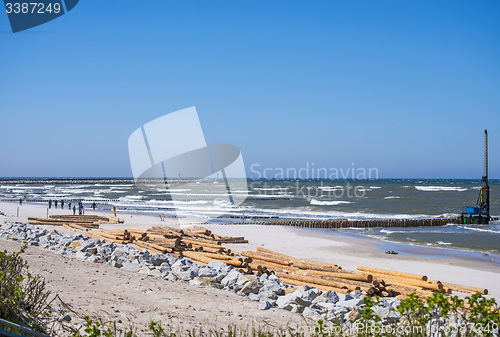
[415,186,467,192]
[310,199,352,206]
[436,241,452,245]
[460,226,499,234]
[384,196,400,199]
[380,229,415,234]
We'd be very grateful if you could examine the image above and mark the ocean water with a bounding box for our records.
[0,178,498,253]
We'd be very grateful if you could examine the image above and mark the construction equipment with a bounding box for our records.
[458,130,491,224]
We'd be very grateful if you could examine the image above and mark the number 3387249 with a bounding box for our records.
[5,3,61,14]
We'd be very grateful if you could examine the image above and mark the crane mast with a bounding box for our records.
[459,129,491,224]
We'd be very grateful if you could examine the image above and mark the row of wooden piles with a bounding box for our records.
[28,214,123,230]
[220,218,451,229]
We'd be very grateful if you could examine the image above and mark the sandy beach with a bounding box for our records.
[1,200,499,332]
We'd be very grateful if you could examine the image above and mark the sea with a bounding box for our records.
[0,178,499,255]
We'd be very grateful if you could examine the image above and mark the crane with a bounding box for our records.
[458,130,490,224]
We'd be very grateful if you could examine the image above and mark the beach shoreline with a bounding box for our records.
[1,200,499,301]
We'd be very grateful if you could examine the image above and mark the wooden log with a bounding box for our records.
[380,275,443,292]
[357,266,428,281]
[278,277,349,294]
[62,223,91,232]
[240,251,291,266]
[133,240,171,254]
[190,235,222,246]
[248,258,298,271]
[100,229,129,235]
[295,269,373,283]
[95,232,127,241]
[85,230,106,239]
[256,247,341,269]
[85,231,130,244]
[275,272,361,292]
[62,223,78,231]
[134,243,163,255]
[182,239,222,249]
[196,252,233,261]
[149,239,182,247]
[124,228,149,234]
[182,251,214,264]
[145,233,172,241]
[190,245,223,253]
[439,282,488,295]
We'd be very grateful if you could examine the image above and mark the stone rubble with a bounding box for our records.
[0,222,401,324]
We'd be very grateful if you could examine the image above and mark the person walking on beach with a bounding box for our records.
[19,198,22,206]
[48,200,52,209]
[55,200,58,208]
[73,205,76,215]
[68,202,72,210]
[92,202,96,211]
[61,200,64,209]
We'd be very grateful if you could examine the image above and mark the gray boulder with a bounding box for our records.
[260,280,285,296]
[198,266,218,278]
[313,290,339,304]
[150,253,170,266]
[221,269,241,289]
[207,260,231,273]
[78,240,96,252]
[276,295,293,311]
[164,273,177,282]
[121,261,141,272]
[303,307,322,320]
[234,275,257,292]
[248,293,260,301]
[288,290,313,307]
[259,300,273,310]
[336,297,364,310]
[172,268,197,281]
[240,279,259,295]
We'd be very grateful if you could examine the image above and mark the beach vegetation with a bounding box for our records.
[0,245,51,334]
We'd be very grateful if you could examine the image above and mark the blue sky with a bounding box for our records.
[1,0,499,178]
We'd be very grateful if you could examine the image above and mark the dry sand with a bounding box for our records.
[1,200,499,333]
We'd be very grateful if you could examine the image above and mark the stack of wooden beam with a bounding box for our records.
[236,248,374,294]
[50,214,123,224]
[83,225,249,264]
[28,214,124,231]
[356,266,488,298]
[76,225,489,299]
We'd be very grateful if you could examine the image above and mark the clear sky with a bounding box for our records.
[1,0,499,179]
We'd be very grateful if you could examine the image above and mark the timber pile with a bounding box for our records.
[82,225,250,264]
[240,248,377,295]
[28,214,124,230]
[356,266,488,298]
[76,225,489,299]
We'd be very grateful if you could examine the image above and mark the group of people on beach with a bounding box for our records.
[46,199,97,215]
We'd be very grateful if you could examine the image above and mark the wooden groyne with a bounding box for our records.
[227,218,452,229]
